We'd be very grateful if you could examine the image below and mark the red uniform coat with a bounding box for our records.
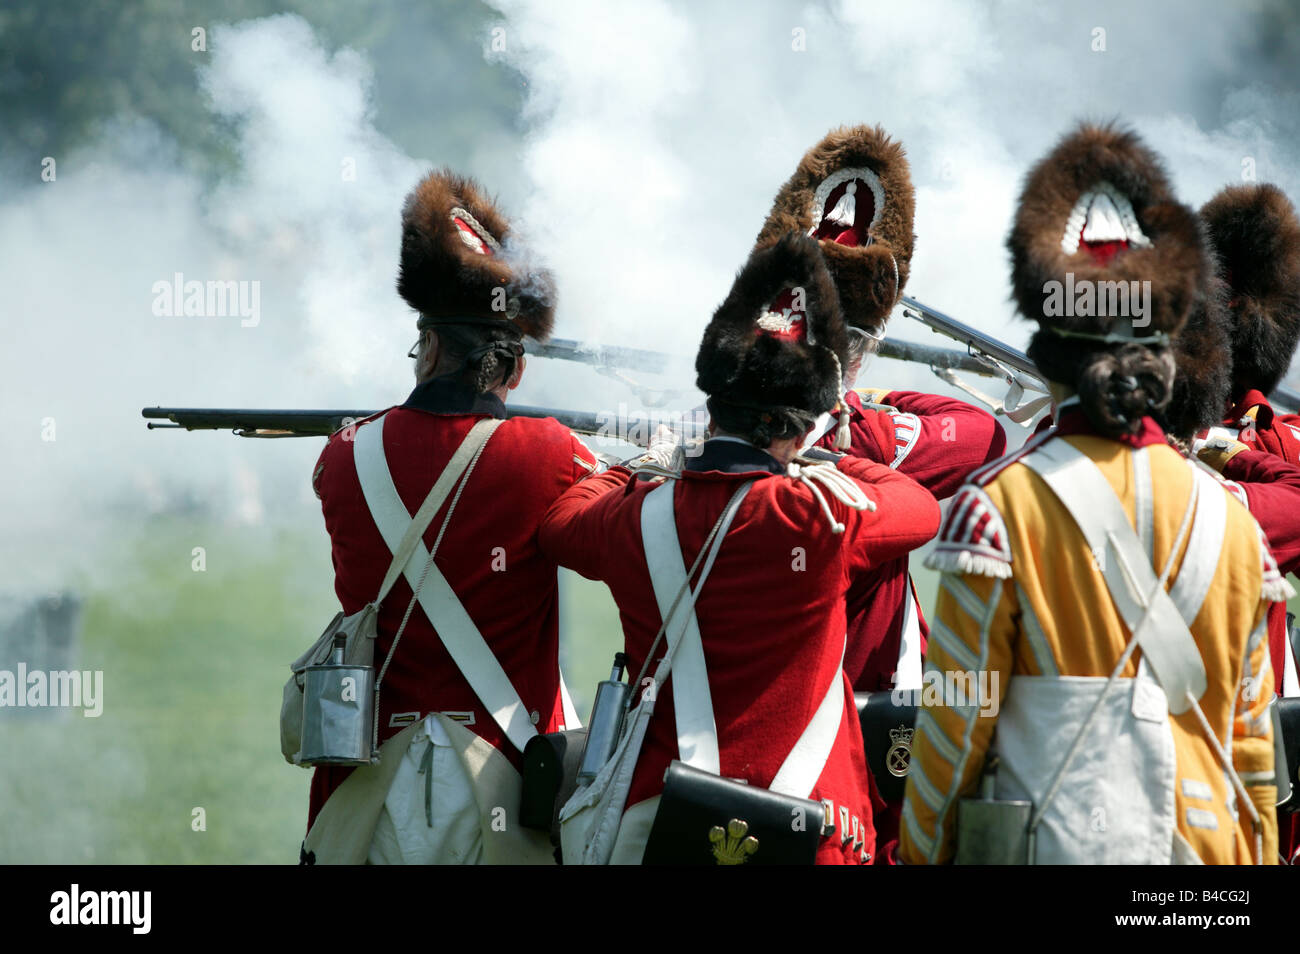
[538,439,941,864]
[812,389,1007,690]
[810,388,1005,862]
[1221,390,1300,695]
[1220,392,1300,864]
[306,376,596,830]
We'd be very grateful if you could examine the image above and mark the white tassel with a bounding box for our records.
[924,548,1013,579]
[787,459,874,534]
[1263,577,1296,603]
[825,181,856,228]
[835,406,851,450]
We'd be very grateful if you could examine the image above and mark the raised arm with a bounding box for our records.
[851,388,1008,499]
[834,454,941,576]
[538,466,632,582]
[1210,447,1300,575]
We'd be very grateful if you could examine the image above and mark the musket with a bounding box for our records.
[141,314,1019,442]
[899,297,1045,390]
[143,296,1300,439]
[898,296,1053,423]
[142,405,708,445]
[527,334,997,378]
[898,296,1300,415]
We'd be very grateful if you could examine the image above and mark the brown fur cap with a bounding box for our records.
[1008,123,1214,341]
[1200,183,1300,397]
[1164,271,1233,439]
[397,169,555,340]
[754,125,915,335]
[696,233,847,416]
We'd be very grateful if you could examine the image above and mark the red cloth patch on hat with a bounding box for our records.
[453,216,495,256]
[1082,238,1126,266]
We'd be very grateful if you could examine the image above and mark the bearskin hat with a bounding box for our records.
[696,232,848,418]
[753,125,915,338]
[1200,183,1300,398]
[1164,271,1233,439]
[1008,123,1215,345]
[397,169,555,340]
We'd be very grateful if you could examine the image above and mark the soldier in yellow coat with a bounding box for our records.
[900,124,1284,866]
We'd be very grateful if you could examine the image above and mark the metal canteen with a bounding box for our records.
[297,636,377,766]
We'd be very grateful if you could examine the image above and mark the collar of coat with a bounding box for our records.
[1053,401,1167,448]
[402,374,506,419]
[684,437,785,475]
[1226,389,1274,430]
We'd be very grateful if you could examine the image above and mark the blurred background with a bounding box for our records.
[1,0,1297,862]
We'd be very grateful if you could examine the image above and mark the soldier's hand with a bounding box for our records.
[620,425,683,471]
[854,387,891,406]
[1191,430,1249,471]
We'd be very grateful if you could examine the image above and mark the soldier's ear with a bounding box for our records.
[418,330,441,380]
[507,354,526,391]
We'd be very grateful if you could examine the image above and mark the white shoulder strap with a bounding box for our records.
[768,639,846,798]
[1168,464,1227,624]
[354,414,538,752]
[372,416,500,607]
[1020,438,1207,714]
[893,578,923,692]
[640,478,847,798]
[641,479,723,773]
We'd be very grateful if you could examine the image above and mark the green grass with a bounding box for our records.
[0,517,621,863]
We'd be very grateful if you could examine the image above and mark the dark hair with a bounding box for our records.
[425,321,524,394]
[706,395,815,447]
[1028,332,1175,440]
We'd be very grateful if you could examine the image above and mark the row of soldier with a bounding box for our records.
[298,123,1299,865]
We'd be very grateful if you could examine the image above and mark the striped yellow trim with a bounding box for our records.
[916,708,963,768]
[940,574,988,625]
[1015,582,1059,677]
[928,619,980,674]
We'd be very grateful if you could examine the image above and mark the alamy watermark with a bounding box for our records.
[594,403,708,456]
[891,668,1000,717]
[0,665,103,717]
[1042,272,1152,328]
[50,884,150,934]
[151,272,260,327]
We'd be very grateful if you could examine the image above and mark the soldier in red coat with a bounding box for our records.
[1162,184,1300,695]
[540,233,940,864]
[1198,185,1300,704]
[305,171,595,864]
[750,126,1006,692]
[1175,183,1300,862]
[748,125,1007,857]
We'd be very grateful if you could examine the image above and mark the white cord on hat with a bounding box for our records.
[821,346,852,450]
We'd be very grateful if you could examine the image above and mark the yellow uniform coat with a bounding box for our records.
[900,413,1285,865]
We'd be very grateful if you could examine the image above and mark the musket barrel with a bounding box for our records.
[530,330,1003,380]
[524,338,674,374]
[142,405,705,446]
[899,296,1041,378]
[876,338,994,376]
